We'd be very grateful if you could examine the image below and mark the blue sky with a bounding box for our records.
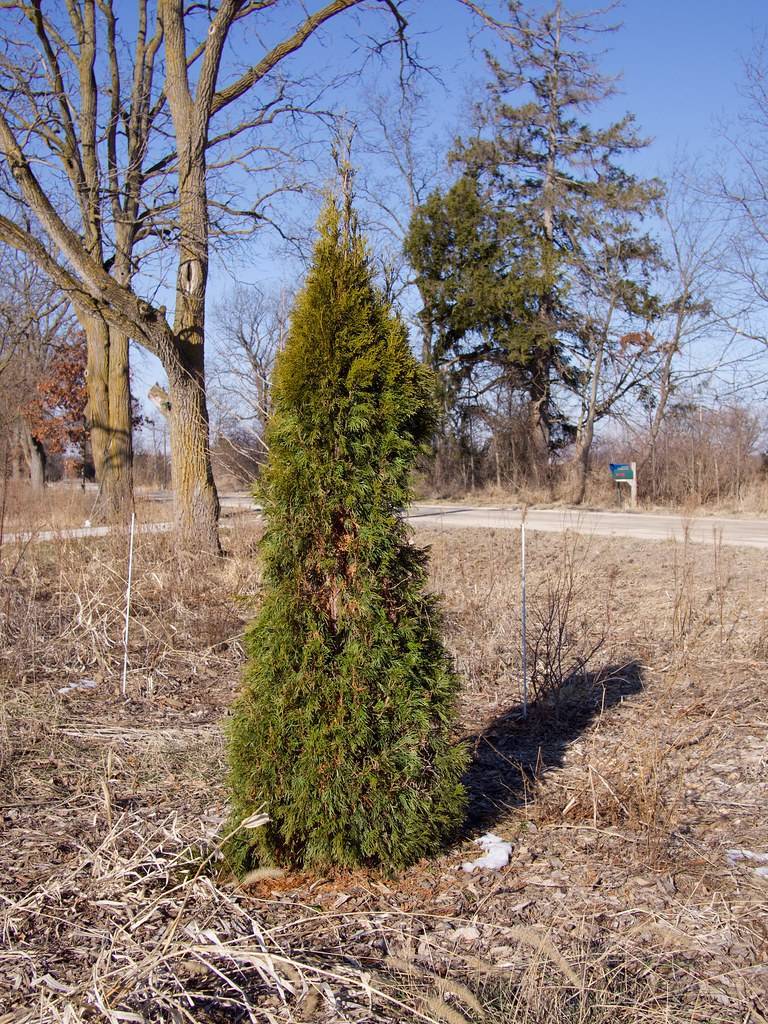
[600,0,766,173]
[133,0,768,421]
[409,0,767,176]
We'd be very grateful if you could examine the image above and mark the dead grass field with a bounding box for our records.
[1,518,766,1023]
[0,483,173,535]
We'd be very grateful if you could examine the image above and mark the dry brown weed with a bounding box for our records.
[1,522,766,1022]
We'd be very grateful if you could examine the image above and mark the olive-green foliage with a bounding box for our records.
[404,173,550,369]
[226,199,468,873]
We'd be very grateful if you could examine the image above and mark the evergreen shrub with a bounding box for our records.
[226,198,467,872]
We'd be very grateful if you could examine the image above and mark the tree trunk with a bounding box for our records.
[165,180,220,545]
[85,314,110,483]
[570,430,592,505]
[19,421,46,489]
[106,328,134,519]
[529,386,551,459]
[29,440,45,490]
[165,340,221,554]
[570,325,608,506]
[161,0,225,553]
[528,347,553,482]
[83,314,134,520]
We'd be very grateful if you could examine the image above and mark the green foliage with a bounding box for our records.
[407,1,664,459]
[404,174,548,370]
[226,199,468,873]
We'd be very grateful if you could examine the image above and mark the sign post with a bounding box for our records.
[610,462,637,508]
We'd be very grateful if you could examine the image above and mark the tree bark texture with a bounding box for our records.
[162,0,221,553]
[107,328,134,518]
[19,421,46,489]
[83,314,134,521]
[165,341,220,554]
[569,332,605,505]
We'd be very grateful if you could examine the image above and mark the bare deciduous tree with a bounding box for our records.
[717,36,768,327]
[354,89,445,310]
[638,186,724,486]
[0,250,75,489]
[566,211,664,504]
[208,283,289,479]
[0,0,410,551]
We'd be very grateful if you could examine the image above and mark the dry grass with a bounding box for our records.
[1,514,767,1022]
[0,481,175,537]
[419,470,768,517]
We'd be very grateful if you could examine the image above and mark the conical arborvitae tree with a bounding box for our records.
[226,198,468,873]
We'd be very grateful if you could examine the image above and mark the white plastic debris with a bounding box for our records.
[461,832,513,873]
[726,849,768,882]
[57,678,98,695]
[726,848,768,865]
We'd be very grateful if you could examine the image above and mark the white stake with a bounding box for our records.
[521,517,528,719]
[121,512,136,697]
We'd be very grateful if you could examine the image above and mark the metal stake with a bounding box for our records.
[121,512,136,697]
[521,518,528,718]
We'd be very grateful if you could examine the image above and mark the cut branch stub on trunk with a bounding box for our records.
[148,384,171,418]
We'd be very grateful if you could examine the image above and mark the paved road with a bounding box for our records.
[2,521,174,545]
[405,505,768,549]
[216,494,768,549]
[4,495,767,549]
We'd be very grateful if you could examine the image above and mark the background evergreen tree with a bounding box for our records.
[404,173,550,487]
[226,195,468,874]
[408,0,662,489]
[405,173,540,375]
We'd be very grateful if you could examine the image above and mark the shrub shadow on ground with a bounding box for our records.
[462,660,644,833]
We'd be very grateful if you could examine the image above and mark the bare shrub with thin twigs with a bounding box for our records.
[526,532,609,715]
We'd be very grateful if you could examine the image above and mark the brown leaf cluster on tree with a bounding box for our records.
[25,334,88,458]
[617,331,655,353]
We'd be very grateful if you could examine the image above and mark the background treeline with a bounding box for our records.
[198,4,768,510]
[2,1,768,535]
